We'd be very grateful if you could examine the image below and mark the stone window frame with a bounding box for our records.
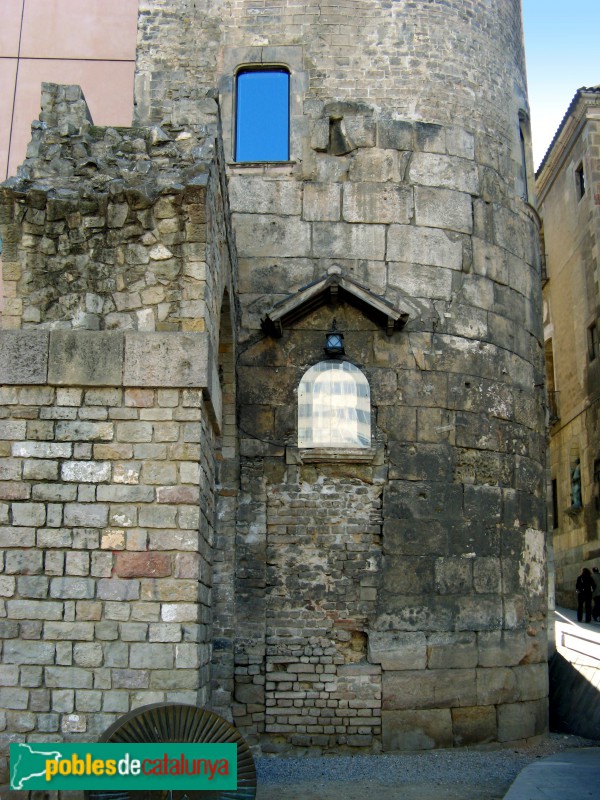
[219,45,307,166]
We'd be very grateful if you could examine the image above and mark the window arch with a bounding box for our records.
[298,361,370,448]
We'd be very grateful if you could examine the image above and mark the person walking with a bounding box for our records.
[576,567,596,623]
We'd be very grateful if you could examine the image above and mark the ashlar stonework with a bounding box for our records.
[0,0,547,780]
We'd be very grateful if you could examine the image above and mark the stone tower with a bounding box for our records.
[0,0,546,766]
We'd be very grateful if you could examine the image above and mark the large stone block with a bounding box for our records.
[408,152,479,194]
[451,705,496,746]
[414,186,473,233]
[232,213,311,258]
[496,699,548,742]
[383,481,463,521]
[124,332,211,388]
[434,557,473,594]
[312,222,386,260]
[382,557,435,596]
[343,183,413,224]
[229,177,302,215]
[477,630,546,667]
[382,709,452,751]
[0,331,48,385]
[387,225,463,270]
[368,631,426,670]
[476,666,517,706]
[49,331,124,386]
[382,518,448,557]
[387,443,453,481]
[427,632,478,669]
[377,119,413,150]
[456,597,503,631]
[382,668,476,711]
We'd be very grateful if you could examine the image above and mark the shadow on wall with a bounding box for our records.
[549,652,600,739]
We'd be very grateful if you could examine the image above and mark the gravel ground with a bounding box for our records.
[254,734,599,800]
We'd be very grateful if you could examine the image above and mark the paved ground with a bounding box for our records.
[255,734,599,800]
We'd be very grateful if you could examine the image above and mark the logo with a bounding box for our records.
[10,742,237,791]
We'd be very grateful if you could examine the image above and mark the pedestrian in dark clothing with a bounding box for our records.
[593,568,600,622]
[576,567,596,623]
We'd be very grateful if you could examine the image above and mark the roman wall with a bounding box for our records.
[0,83,238,783]
[0,0,549,770]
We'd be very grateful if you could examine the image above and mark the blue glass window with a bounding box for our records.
[235,69,290,162]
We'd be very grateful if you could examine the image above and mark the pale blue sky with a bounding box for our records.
[522,0,600,169]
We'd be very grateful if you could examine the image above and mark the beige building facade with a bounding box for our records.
[537,86,600,607]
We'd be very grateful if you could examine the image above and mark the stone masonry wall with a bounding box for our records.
[136,0,528,143]
[0,330,221,784]
[0,81,238,783]
[0,83,229,342]
[231,293,548,751]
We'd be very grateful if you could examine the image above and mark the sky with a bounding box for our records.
[522,0,600,169]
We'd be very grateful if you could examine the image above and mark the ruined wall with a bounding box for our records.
[0,83,238,783]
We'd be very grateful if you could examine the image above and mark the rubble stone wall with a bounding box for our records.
[0,82,238,783]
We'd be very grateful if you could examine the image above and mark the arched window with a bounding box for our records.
[298,361,370,448]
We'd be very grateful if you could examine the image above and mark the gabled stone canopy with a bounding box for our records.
[261,266,409,337]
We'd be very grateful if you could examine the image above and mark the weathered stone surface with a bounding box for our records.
[382,709,453,751]
[232,214,311,258]
[414,187,473,233]
[229,177,302,215]
[343,183,413,224]
[451,705,496,746]
[387,225,463,269]
[0,331,48,384]
[368,631,426,670]
[312,221,386,260]
[382,669,477,711]
[408,152,479,194]
[496,699,548,742]
[427,632,478,669]
[302,183,341,221]
[123,332,211,388]
[49,332,124,386]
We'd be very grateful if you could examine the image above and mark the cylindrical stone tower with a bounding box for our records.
[135,0,546,750]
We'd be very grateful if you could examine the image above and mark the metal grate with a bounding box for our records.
[85,703,257,800]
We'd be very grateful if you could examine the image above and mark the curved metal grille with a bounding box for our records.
[85,703,256,800]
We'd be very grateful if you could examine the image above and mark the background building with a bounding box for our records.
[537,86,600,607]
[0,0,548,777]
[0,0,138,312]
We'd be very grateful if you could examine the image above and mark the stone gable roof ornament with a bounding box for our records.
[261,266,409,337]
